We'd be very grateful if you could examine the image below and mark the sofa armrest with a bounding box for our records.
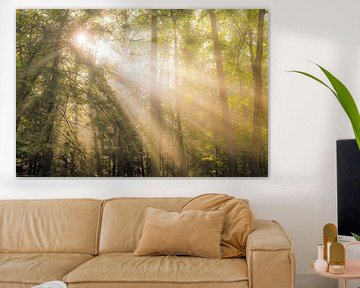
[246,220,295,288]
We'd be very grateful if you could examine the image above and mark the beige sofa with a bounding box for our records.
[0,198,295,288]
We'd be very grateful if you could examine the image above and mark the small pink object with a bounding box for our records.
[314,244,328,272]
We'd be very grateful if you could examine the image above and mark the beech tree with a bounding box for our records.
[209,9,238,176]
[249,9,267,177]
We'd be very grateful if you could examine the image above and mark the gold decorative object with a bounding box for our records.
[328,264,345,275]
[329,242,345,275]
[323,223,337,261]
[329,242,345,265]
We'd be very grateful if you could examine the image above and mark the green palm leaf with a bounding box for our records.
[351,232,360,241]
[289,63,360,150]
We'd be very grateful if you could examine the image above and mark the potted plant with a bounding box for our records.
[290,63,360,240]
[290,63,360,149]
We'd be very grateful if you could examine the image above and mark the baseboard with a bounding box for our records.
[296,273,337,288]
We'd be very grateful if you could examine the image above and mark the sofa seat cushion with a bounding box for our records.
[0,284,33,288]
[0,253,93,285]
[64,253,248,285]
[67,283,249,288]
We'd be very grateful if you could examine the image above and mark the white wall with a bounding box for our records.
[1,0,359,287]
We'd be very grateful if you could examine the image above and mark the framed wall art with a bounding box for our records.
[16,9,268,177]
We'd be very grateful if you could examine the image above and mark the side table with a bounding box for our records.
[311,242,360,288]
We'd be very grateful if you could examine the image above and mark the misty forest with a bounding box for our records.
[16,9,268,177]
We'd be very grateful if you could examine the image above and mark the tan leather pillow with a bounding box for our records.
[181,193,254,258]
[134,207,225,258]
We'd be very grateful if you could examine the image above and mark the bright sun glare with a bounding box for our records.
[75,33,88,46]
[73,30,118,64]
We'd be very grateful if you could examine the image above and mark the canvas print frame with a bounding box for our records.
[16,9,269,177]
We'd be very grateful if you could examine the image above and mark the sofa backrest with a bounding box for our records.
[99,197,190,253]
[0,199,102,254]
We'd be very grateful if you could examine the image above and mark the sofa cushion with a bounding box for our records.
[67,282,249,288]
[63,253,248,284]
[181,194,254,258]
[0,199,102,254]
[0,253,93,285]
[0,284,33,288]
[134,207,225,258]
[99,198,190,253]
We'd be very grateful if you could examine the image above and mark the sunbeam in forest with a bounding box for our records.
[16,9,269,177]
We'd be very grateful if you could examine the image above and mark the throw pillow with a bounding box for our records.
[181,193,254,258]
[134,207,225,258]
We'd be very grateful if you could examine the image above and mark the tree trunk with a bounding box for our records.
[209,10,238,176]
[93,130,103,176]
[37,11,68,176]
[149,9,161,176]
[211,87,220,177]
[249,9,265,177]
[172,12,188,176]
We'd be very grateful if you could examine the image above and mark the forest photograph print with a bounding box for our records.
[16,9,268,177]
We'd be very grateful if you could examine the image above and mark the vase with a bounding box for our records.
[314,244,328,272]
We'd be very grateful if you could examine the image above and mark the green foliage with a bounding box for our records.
[290,63,360,150]
[16,9,268,177]
[352,232,360,241]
